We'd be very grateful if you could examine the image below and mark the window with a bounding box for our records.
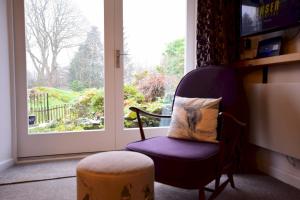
[12,0,197,157]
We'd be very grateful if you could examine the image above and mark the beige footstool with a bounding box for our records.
[77,151,154,200]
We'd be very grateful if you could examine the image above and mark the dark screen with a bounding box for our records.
[241,0,300,36]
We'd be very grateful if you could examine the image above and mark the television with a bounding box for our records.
[241,0,300,37]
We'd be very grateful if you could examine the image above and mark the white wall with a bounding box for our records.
[0,0,13,171]
[245,64,300,160]
[244,64,300,190]
[242,28,300,189]
[250,146,300,190]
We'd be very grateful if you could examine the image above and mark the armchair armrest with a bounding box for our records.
[129,107,172,118]
[129,107,171,140]
[219,112,246,127]
[217,112,246,141]
[217,112,246,170]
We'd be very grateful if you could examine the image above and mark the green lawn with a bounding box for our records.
[28,87,80,107]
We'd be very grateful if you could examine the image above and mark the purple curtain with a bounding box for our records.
[196,0,240,67]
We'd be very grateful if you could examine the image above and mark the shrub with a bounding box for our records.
[73,88,104,118]
[124,84,144,103]
[133,70,149,85]
[71,80,85,91]
[91,90,104,116]
[123,97,171,128]
[137,73,166,102]
[145,99,164,114]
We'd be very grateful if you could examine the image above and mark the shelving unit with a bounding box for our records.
[234,52,300,68]
[234,52,300,83]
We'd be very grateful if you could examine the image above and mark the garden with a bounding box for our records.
[25,0,184,134]
[28,68,181,134]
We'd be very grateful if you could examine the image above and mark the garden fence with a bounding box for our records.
[28,93,71,124]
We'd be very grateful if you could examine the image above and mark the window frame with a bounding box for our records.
[9,0,197,158]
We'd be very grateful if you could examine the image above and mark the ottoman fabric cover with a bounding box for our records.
[77,151,154,200]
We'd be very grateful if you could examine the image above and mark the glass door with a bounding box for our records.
[14,0,116,157]
[14,0,196,157]
[115,0,194,147]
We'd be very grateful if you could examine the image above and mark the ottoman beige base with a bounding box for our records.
[77,151,154,200]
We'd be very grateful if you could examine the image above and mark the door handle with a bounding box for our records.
[115,50,129,68]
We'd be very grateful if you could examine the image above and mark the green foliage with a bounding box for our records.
[73,88,104,118]
[123,84,145,119]
[70,80,85,91]
[123,85,166,128]
[144,99,164,114]
[54,123,84,132]
[69,26,104,89]
[124,120,138,128]
[133,70,149,85]
[29,84,169,131]
[124,84,144,103]
[160,38,185,78]
[28,37,186,132]
[141,116,161,127]
[28,87,79,107]
[125,111,137,120]
[91,90,104,115]
[123,97,167,128]
[28,119,103,134]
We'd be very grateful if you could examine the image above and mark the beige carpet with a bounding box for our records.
[0,159,78,185]
[0,175,300,200]
[0,159,300,200]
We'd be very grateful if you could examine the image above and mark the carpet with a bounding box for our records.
[1,159,300,200]
[0,159,79,185]
[1,175,300,200]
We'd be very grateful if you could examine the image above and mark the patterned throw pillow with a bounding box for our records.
[168,96,222,143]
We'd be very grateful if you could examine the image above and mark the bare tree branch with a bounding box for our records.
[25,0,84,86]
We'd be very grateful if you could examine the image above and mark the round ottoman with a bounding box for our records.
[77,151,154,200]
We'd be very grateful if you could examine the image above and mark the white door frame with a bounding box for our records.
[10,0,197,158]
[12,0,116,157]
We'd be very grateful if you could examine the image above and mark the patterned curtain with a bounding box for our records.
[196,0,240,67]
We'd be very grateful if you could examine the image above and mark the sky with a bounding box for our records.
[26,0,186,74]
[72,0,186,68]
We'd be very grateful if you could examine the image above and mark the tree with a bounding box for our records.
[123,31,135,84]
[159,38,185,78]
[25,0,84,87]
[69,27,104,90]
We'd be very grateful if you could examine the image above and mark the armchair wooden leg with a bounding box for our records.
[215,176,220,189]
[199,188,206,200]
[228,173,235,188]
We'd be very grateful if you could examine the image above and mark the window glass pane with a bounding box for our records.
[25,0,104,134]
[123,0,186,128]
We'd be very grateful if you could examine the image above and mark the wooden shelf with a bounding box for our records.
[234,52,300,68]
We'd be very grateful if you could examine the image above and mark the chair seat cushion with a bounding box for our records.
[126,136,220,189]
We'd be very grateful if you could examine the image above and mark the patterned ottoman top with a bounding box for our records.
[77,151,153,175]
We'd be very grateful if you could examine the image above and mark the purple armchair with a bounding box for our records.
[126,66,246,200]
